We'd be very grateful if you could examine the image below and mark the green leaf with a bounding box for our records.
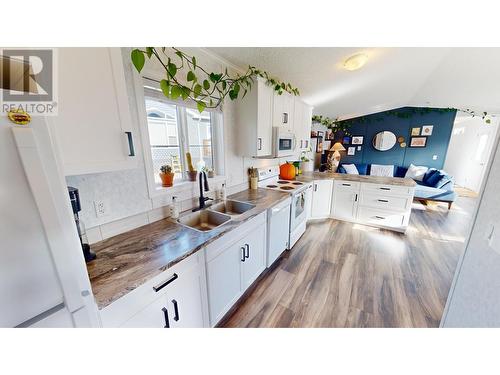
[222,81,227,90]
[233,82,240,95]
[181,86,190,100]
[131,49,145,73]
[175,50,183,59]
[486,118,491,124]
[187,70,196,82]
[203,79,210,90]
[145,47,153,58]
[170,85,182,99]
[193,84,202,98]
[167,62,177,77]
[192,56,197,70]
[197,101,206,113]
[160,79,170,97]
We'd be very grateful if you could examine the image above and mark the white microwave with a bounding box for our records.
[273,127,296,158]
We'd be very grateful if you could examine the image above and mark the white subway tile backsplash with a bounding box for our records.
[100,212,149,240]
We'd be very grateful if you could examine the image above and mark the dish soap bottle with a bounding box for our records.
[219,183,227,201]
[171,196,180,219]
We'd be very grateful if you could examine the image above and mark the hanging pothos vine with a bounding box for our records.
[313,107,492,137]
[131,47,300,112]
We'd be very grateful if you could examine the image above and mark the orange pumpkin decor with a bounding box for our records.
[279,162,296,180]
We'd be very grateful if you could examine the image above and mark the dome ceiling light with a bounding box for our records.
[343,53,368,71]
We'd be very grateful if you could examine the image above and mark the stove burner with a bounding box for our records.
[277,180,289,184]
[291,182,303,185]
[266,185,278,188]
[280,186,294,190]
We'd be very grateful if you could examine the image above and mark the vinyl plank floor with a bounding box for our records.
[222,197,476,328]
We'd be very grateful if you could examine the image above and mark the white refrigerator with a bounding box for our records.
[0,108,98,327]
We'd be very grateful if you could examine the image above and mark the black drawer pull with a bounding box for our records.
[378,199,389,203]
[241,247,246,262]
[162,307,170,328]
[125,131,135,156]
[258,137,262,150]
[380,187,391,191]
[374,216,385,220]
[153,273,178,292]
[245,243,250,259]
[342,183,351,186]
[172,299,179,322]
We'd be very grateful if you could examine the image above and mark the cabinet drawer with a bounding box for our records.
[334,180,360,191]
[100,252,201,327]
[359,192,412,211]
[357,207,406,229]
[361,182,412,196]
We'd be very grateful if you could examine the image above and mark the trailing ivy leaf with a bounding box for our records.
[197,101,206,113]
[233,82,240,95]
[131,49,145,73]
[222,81,227,90]
[170,85,182,99]
[146,47,153,58]
[175,50,183,59]
[486,118,491,124]
[167,62,177,77]
[181,86,190,100]
[203,79,210,90]
[193,83,202,98]
[242,88,248,98]
[228,89,237,100]
[192,56,197,70]
[160,79,170,97]
[187,70,196,82]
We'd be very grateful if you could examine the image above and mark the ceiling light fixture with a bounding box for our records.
[343,53,368,71]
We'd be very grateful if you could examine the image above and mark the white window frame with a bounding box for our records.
[133,74,225,198]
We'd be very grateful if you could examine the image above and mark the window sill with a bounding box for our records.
[151,175,226,197]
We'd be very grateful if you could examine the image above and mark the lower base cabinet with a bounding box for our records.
[310,180,333,219]
[206,212,267,326]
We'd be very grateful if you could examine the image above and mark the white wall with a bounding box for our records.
[442,133,500,327]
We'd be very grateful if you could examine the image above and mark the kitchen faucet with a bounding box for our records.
[193,171,212,212]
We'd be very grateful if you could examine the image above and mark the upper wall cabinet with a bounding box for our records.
[272,92,294,134]
[236,77,274,157]
[50,48,137,176]
[293,98,313,152]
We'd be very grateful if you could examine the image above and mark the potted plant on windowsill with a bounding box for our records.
[159,165,175,187]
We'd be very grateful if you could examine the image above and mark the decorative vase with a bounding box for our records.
[187,171,197,182]
[302,160,314,172]
[159,172,174,187]
[250,176,258,190]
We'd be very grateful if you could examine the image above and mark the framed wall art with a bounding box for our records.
[421,125,434,136]
[410,137,427,148]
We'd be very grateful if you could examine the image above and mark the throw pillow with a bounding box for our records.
[342,164,359,175]
[424,169,443,187]
[338,165,347,173]
[436,175,453,189]
[370,164,395,177]
[405,164,428,181]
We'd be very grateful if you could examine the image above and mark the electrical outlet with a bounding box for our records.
[93,200,107,218]
[432,155,438,160]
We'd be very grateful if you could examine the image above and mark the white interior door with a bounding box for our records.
[467,124,498,192]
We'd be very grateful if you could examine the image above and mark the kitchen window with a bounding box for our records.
[141,80,224,191]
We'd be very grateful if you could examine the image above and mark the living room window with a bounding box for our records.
[142,80,224,190]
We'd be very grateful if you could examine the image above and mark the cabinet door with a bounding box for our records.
[332,189,358,221]
[256,80,274,157]
[273,92,294,133]
[310,180,333,218]
[206,243,243,325]
[241,223,267,289]
[301,104,313,151]
[121,295,169,328]
[165,261,206,328]
[52,48,136,176]
[293,99,312,151]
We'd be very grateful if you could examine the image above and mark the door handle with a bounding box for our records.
[241,247,246,262]
[245,243,250,259]
[125,131,135,156]
[153,273,178,292]
[162,307,170,328]
[172,299,179,322]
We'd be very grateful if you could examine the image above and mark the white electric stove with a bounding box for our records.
[257,166,312,249]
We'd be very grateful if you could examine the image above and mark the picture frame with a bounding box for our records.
[421,125,434,136]
[343,136,351,144]
[310,130,317,137]
[316,137,324,152]
[317,131,324,139]
[347,147,355,155]
[411,127,420,136]
[410,137,427,148]
[352,136,364,145]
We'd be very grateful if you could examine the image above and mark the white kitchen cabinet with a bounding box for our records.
[331,181,360,221]
[273,92,295,134]
[241,223,267,289]
[50,47,137,176]
[121,295,170,328]
[293,98,313,151]
[310,180,333,219]
[205,211,267,326]
[236,77,274,157]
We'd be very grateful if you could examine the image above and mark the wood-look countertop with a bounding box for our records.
[87,188,289,309]
[296,171,416,187]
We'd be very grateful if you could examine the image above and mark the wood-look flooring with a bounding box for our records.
[222,197,477,328]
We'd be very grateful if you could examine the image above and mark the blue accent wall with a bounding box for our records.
[337,107,457,169]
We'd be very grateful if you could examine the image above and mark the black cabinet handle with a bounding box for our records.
[162,307,170,328]
[245,243,250,259]
[378,199,389,203]
[380,187,391,191]
[283,113,288,124]
[342,183,351,186]
[314,184,318,192]
[125,131,135,156]
[172,299,179,322]
[354,194,358,202]
[258,137,262,150]
[374,216,385,220]
[241,247,246,262]
[153,273,178,292]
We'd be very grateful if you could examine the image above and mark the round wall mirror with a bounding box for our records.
[372,131,397,151]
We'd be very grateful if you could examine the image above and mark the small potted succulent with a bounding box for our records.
[159,164,175,187]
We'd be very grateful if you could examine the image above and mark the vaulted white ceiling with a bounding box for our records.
[207,47,500,119]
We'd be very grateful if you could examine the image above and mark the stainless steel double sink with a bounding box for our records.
[177,200,256,232]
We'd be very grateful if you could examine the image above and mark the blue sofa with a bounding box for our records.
[338,163,456,209]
